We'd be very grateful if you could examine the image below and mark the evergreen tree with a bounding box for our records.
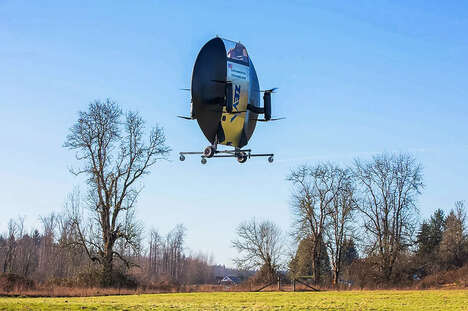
[415,209,446,275]
[439,202,467,268]
[416,209,445,256]
[342,238,359,267]
[290,236,330,284]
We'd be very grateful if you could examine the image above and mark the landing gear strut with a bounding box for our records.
[179,148,274,164]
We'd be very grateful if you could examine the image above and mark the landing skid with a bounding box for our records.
[179,148,274,164]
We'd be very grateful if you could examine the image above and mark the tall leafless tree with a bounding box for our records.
[3,219,18,273]
[288,163,346,284]
[148,229,163,277]
[163,224,186,281]
[64,99,170,286]
[325,168,357,286]
[353,153,423,282]
[145,225,187,283]
[232,219,283,282]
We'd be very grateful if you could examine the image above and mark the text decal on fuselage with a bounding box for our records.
[230,85,241,122]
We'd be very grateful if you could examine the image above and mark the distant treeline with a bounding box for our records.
[0,217,220,289]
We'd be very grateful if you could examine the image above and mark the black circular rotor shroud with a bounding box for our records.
[191,37,260,147]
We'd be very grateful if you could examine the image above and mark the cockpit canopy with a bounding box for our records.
[223,39,249,65]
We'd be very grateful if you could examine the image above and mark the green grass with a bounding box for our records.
[0,290,467,310]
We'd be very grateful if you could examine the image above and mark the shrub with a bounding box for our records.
[0,273,35,293]
[416,264,468,289]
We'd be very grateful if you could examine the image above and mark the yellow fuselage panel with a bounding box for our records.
[220,61,249,147]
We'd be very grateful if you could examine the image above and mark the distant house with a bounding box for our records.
[220,275,241,285]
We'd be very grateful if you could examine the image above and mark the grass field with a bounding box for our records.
[0,290,467,311]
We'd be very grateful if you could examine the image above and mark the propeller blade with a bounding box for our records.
[211,79,232,84]
[250,117,285,122]
[255,87,279,93]
[177,116,195,120]
[179,88,191,91]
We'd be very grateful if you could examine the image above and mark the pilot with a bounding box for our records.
[227,43,248,63]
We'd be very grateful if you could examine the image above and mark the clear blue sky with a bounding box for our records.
[1,1,467,266]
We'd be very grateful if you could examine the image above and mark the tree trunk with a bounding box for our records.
[382,264,392,283]
[101,254,113,287]
[332,269,339,287]
[313,238,322,285]
[313,246,320,285]
[101,236,114,287]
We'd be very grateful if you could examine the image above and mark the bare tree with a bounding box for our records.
[145,225,186,283]
[37,213,57,279]
[232,219,283,282]
[325,168,356,286]
[147,229,163,278]
[163,224,186,281]
[15,229,39,279]
[3,219,18,273]
[353,153,423,282]
[439,201,467,268]
[288,163,346,284]
[182,252,214,285]
[64,100,170,286]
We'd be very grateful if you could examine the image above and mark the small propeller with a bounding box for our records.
[179,88,191,91]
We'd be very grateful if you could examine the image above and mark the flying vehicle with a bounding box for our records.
[178,37,283,164]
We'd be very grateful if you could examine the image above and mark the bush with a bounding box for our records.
[43,269,138,289]
[347,259,381,289]
[0,273,35,293]
[416,264,468,289]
